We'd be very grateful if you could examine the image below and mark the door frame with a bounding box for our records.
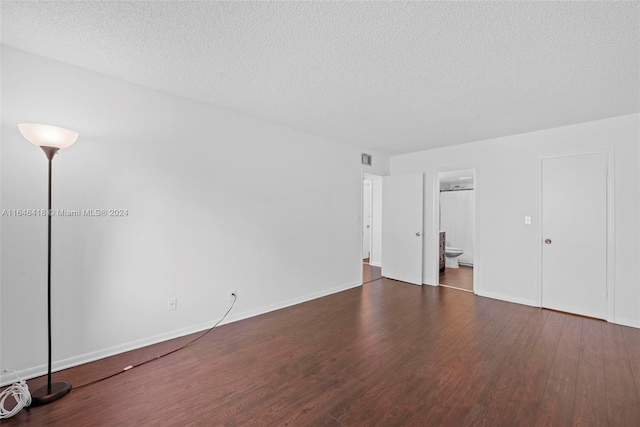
[432,166,479,293]
[537,148,615,322]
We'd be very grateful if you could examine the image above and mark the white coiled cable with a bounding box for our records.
[0,370,31,419]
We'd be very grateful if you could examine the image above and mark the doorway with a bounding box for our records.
[363,173,383,284]
[363,178,372,262]
[436,169,475,292]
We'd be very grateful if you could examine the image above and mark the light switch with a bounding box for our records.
[525,216,532,225]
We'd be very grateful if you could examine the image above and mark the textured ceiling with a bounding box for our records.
[1,1,638,155]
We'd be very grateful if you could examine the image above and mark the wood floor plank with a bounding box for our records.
[573,318,609,426]
[511,310,566,425]
[601,322,640,425]
[435,302,518,424]
[419,301,530,423]
[534,314,582,426]
[463,307,550,426]
[332,298,505,425]
[622,325,640,404]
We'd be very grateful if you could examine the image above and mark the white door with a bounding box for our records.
[362,181,371,259]
[369,178,383,267]
[382,173,423,285]
[541,152,607,319]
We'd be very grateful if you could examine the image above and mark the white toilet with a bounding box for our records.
[445,247,464,268]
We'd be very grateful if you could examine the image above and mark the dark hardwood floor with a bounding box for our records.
[439,265,473,292]
[4,277,640,426]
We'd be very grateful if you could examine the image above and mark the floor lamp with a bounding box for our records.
[18,123,79,406]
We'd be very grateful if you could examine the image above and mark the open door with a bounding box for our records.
[382,173,424,285]
[362,180,371,260]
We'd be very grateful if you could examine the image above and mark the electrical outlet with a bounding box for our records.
[167,297,177,311]
[228,289,237,303]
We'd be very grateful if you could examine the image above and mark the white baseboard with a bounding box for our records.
[5,281,635,387]
[1,318,220,387]
[384,273,422,286]
[613,317,640,329]
[369,261,382,267]
[0,280,362,387]
[222,280,362,325]
[475,293,639,329]
[475,290,537,308]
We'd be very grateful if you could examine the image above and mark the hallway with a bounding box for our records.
[363,262,382,284]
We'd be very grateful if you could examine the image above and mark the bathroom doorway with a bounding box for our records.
[362,173,383,284]
[437,169,475,292]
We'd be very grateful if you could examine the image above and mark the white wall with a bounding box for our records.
[0,47,389,383]
[391,114,640,327]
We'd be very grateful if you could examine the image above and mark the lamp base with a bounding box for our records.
[30,381,72,407]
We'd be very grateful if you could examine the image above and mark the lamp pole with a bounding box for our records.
[18,124,77,407]
[45,147,59,398]
[30,145,71,406]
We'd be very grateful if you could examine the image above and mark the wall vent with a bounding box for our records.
[361,153,372,166]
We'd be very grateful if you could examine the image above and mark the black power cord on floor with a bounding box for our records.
[73,295,237,390]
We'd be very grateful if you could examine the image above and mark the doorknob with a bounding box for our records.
[544,239,552,244]
[416,232,421,236]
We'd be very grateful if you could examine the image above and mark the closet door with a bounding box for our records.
[541,152,607,319]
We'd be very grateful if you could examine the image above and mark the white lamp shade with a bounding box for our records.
[18,123,79,149]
